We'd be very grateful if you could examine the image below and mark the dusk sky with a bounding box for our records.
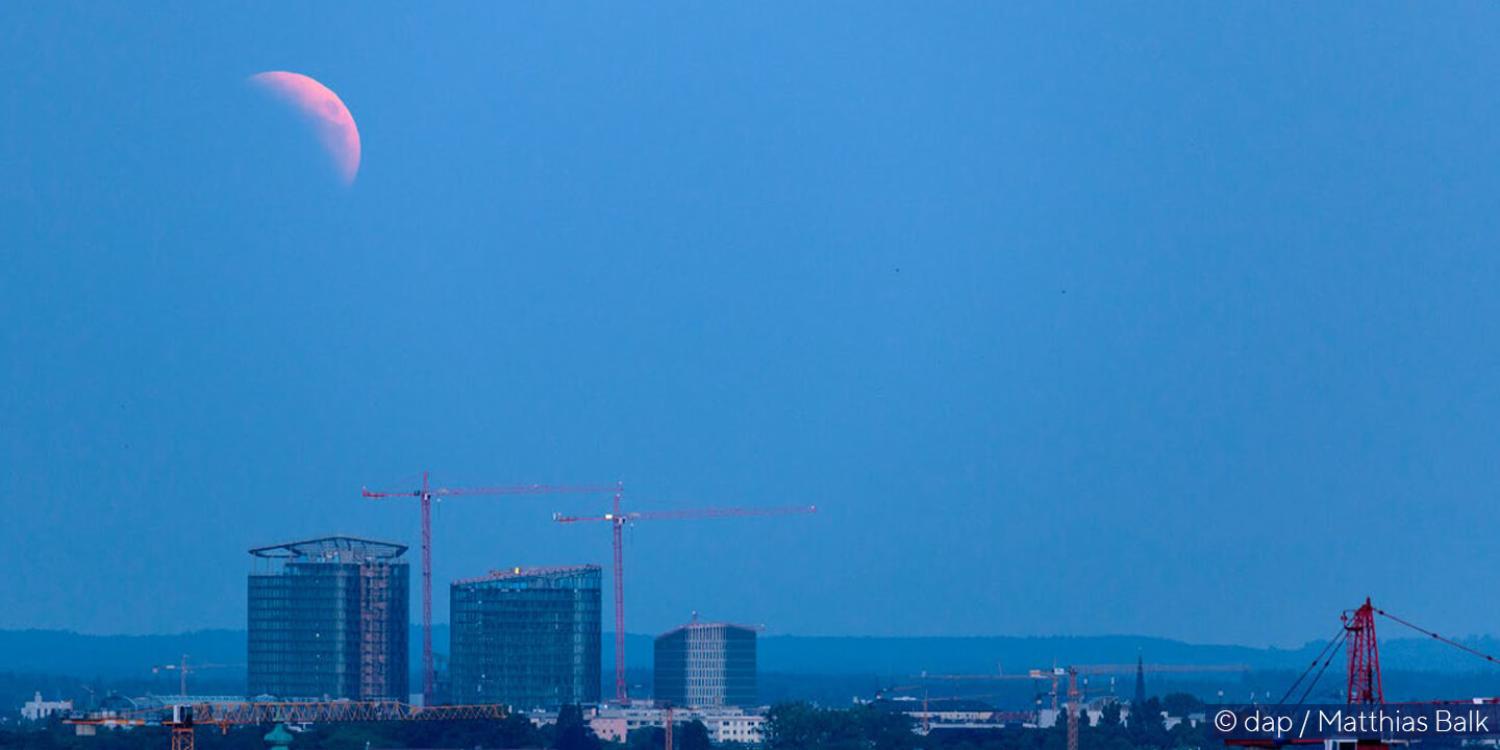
[5,3,1500,647]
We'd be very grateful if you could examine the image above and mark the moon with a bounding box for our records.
[248,71,361,186]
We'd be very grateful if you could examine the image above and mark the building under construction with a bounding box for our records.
[247,536,409,700]
[654,616,757,708]
[449,565,601,710]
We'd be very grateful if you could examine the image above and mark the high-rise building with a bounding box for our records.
[449,565,602,710]
[247,536,409,700]
[653,616,757,708]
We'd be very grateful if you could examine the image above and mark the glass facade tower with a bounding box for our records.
[654,617,757,708]
[449,565,601,710]
[247,536,409,700]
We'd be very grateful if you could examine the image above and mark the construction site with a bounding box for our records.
[40,472,820,750]
[53,592,1500,750]
[36,466,1500,750]
[40,474,1500,750]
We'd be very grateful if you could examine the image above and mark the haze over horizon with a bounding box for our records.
[6,3,1500,648]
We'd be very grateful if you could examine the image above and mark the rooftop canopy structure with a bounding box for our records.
[658,612,763,637]
[248,536,408,563]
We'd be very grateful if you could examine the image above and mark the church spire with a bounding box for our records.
[1133,652,1147,705]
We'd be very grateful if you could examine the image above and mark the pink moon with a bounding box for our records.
[248,71,361,186]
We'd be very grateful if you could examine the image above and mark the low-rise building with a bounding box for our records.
[533,705,766,745]
[22,692,73,721]
[703,712,764,744]
[872,697,1044,734]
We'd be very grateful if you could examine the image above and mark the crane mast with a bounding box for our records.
[363,473,616,702]
[555,503,817,703]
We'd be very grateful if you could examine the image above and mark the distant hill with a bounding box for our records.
[5,628,1500,683]
[757,635,1305,675]
[0,629,247,680]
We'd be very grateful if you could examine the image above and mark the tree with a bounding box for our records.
[553,705,602,750]
[765,703,819,750]
[1098,701,1123,729]
[765,702,904,750]
[1167,718,1205,750]
[626,727,664,750]
[1160,694,1202,720]
[848,706,913,750]
[497,714,546,748]
[307,722,395,750]
[676,721,711,750]
[1125,697,1170,749]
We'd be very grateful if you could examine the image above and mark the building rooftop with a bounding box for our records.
[453,564,601,586]
[872,697,997,713]
[657,613,761,638]
[248,535,408,562]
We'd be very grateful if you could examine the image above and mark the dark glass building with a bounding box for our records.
[247,536,409,700]
[449,565,601,710]
[654,617,757,708]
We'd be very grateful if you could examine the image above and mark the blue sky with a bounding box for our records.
[4,3,1500,647]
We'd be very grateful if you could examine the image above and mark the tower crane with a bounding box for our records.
[362,472,618,701]
[554,501,817,704]
[150,655,238,697]
[663,702,675,750]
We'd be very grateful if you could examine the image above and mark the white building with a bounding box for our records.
[703,712,764,744]
[562,705,766,744]
[22,692,73,721]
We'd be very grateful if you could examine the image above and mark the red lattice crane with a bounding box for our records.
[1344,597,1382,704]
[554,500,817,704]
[363,472,618,701]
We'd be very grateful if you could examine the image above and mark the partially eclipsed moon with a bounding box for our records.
[249,71,361,186]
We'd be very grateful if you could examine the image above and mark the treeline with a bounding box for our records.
[2,698,1216,750]
[0,706,727,750]
[762,697,1216,750]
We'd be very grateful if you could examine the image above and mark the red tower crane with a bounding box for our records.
[1343,597,1382,704]
[363,472,618,701]
[554,501,817,704]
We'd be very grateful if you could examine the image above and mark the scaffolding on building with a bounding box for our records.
[248,536,409,701]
